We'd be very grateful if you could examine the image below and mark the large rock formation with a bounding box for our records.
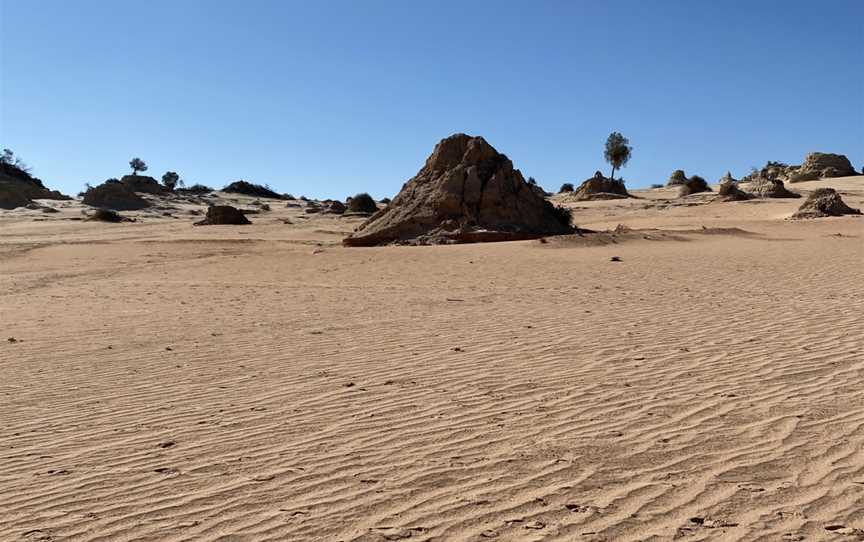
[569,171,632,201]
[791,188,861,219]
[792,152,858,181]
[82,179,150,210]
[743,177,801,199]
[194,205,252,225]
[343,134,573,246]
[0,162,70,209]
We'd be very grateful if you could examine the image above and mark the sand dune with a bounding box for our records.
[1,179,863,541]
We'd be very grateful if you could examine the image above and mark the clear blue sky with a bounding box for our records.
[1,0,862,198]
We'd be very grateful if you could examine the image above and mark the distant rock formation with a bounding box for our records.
[790,152,858,182]
[194,205,252,225]
[744,153,859,184]
[569,171,632,201]
[343,133,573,246]
[0,161,70,209]
[791,188,861,219]
[82,179,150,210]
[716,176,753,202]
[677,175,711,197]
[743,177,801,199]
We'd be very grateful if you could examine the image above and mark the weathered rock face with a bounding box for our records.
[82,180,150,210]
[343,134,573,246]
[794,152,858,181]
[716,178,753,202]
[791,188,861,219]
[569,171,632,201]
[194,205,252,225]
[744,177,801,199]
[678,175,711,197]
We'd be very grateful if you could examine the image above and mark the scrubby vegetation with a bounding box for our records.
[347,192,378,214]
[176,183,213,195]
[604,132,632,181]
[222,180,283,199]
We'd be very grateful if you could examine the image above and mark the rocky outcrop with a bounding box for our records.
[716,176,752,202]
[790,152,858,181]
[743,177,801,199]
[343,134,573,246]
[82,180,150,210]
[678,175,711,197]
[791,188,861,219]
[568,171,632,201]
[194,205,252,225]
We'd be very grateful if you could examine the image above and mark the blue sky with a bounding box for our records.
[1,0,862,198]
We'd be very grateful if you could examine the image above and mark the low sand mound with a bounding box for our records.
[568,171,632,201]
[82,180,150,210]
[194,205,252,225]
[716,177,753,202]
[744,177,801,199]
[791,188,861,219]
[678,175,711,197]
[343,133,573,246]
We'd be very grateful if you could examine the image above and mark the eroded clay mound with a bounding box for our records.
[82,180,150,211]
[791,188,861,219]
[744,177,801,199]
[569,172,632,201]
[194,205,252,225]
[343,134,573,246]
[716,177,753,202]
[793,152,858,181]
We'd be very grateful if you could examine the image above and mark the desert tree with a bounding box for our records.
[603,132,632,181]
[129,157,148,176]
[161,171,180,191]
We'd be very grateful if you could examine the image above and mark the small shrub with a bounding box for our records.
[347,192,378,214]
[87,209,128,222]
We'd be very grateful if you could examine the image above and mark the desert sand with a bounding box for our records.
[1,178,863,541]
